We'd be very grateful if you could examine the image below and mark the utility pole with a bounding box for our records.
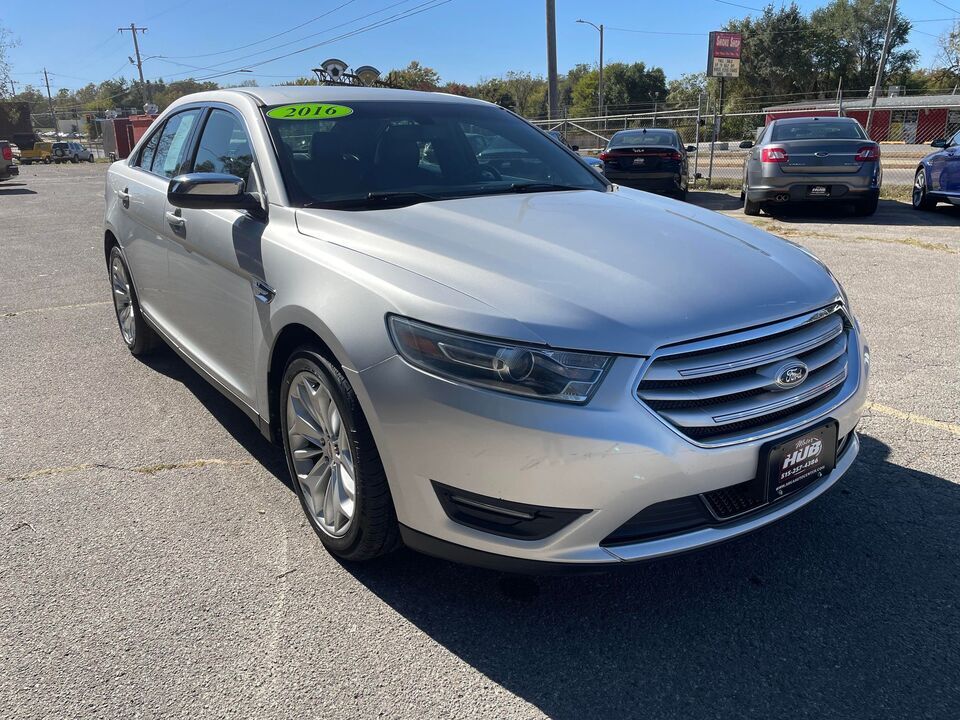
[119,23,150,106]
[546,0,559,121]
[865,0,896,139]
[42,68,57,132]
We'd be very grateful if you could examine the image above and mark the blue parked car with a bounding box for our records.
[913,132,960,210]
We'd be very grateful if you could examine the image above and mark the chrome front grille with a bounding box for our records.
[637,304,852,444]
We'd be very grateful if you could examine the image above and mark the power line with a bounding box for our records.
[714,0,763,11]
[931,0,960,15]
[158,0,427,78]
[191,0,455,81]
[160,0,360,60]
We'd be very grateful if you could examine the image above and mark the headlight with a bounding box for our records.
[388,316,612,404]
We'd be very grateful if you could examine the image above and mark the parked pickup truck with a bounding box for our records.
[0,141,19,181]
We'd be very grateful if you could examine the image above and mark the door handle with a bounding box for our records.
[165,210,186,230]
[117,187,130,209]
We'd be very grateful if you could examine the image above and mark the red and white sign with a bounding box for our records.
[707,31,742,78]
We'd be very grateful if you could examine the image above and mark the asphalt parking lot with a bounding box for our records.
[2,163,958,720]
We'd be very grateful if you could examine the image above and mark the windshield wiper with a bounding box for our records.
[304,191,442,210]
[481,182,589,196]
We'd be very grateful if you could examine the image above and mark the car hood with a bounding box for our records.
[295,188,841,356]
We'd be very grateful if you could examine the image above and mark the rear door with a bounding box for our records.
[931,129,960,194]
[164,106,265,406]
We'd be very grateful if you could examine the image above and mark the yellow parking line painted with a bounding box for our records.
[3,300,112,317]
[865,402,960,437]
[5,458,257,482]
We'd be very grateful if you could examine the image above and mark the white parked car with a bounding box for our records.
[103,88,868,572]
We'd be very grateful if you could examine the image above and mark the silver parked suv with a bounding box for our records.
[104,87,869,572]
[740,116,882,216]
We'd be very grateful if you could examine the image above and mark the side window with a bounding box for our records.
[152,109,202,178]
[137,126,163,170]
[192,109,255,186]
[950,130,960,147]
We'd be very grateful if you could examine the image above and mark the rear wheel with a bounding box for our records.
[108,245,158,356]
[280,349,400,561]
[912,169,936,211]
[743,196,762,216]
[853,195,878,217]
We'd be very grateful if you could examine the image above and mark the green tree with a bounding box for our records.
[474,77,515,109]
[569,62,666,116]
[151,79,218,110]
[0,23,15,100]
[666,73,707,109]
[384,61,440,91]
[722,3,815,107]
[809,0,916,93]
[280,76,319,86]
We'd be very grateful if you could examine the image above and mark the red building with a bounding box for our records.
[764,94,960,144]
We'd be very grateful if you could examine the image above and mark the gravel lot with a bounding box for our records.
[2,163,958,720]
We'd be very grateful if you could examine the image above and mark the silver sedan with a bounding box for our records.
[104,87,868,572]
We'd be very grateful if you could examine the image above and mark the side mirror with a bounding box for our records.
[931,138,948,148]
[168,173,263,216]
[685,145,696,152]
[571,144,579,152]
[739,140,754,149]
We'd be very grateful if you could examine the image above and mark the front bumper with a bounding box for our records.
[347,326,869,571]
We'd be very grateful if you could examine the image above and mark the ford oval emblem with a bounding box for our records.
[775,362,808,389]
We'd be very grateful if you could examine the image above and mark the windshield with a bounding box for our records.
[264,100,607,208]
[608,130,678,149]
[771,121,865,141]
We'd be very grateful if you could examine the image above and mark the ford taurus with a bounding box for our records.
[104,87,869,572]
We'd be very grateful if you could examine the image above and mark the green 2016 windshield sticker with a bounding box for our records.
[266,103,354,120]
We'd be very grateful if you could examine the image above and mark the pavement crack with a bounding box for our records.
[3,458,257,482]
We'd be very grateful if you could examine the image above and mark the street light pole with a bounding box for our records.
[576,19,604,117]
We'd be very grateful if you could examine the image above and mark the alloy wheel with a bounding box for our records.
[110,255,136,345]
[286,371,356,538]
[913,170,926,208]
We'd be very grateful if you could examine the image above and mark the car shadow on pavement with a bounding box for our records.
[761,199,960,227]
[344,434,959,719]
[686,190,743,212]
[138,346,291,489]
[0,184,37,195]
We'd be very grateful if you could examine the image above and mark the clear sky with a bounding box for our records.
[2,0,954,94]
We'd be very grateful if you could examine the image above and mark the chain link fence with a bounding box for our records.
[531,103,954,188]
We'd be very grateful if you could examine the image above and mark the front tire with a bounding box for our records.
[912,168,936,211]
[108,245,158,356]
[280,349,399,561]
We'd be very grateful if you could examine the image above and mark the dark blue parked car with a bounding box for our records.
[913,131,960,210]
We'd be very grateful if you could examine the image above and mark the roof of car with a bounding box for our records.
[772,116,860,125]
[175,85,490,108]
[612,127,678,134]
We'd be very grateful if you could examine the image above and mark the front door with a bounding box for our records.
[164,108,266,408]
[933,129,960,194]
